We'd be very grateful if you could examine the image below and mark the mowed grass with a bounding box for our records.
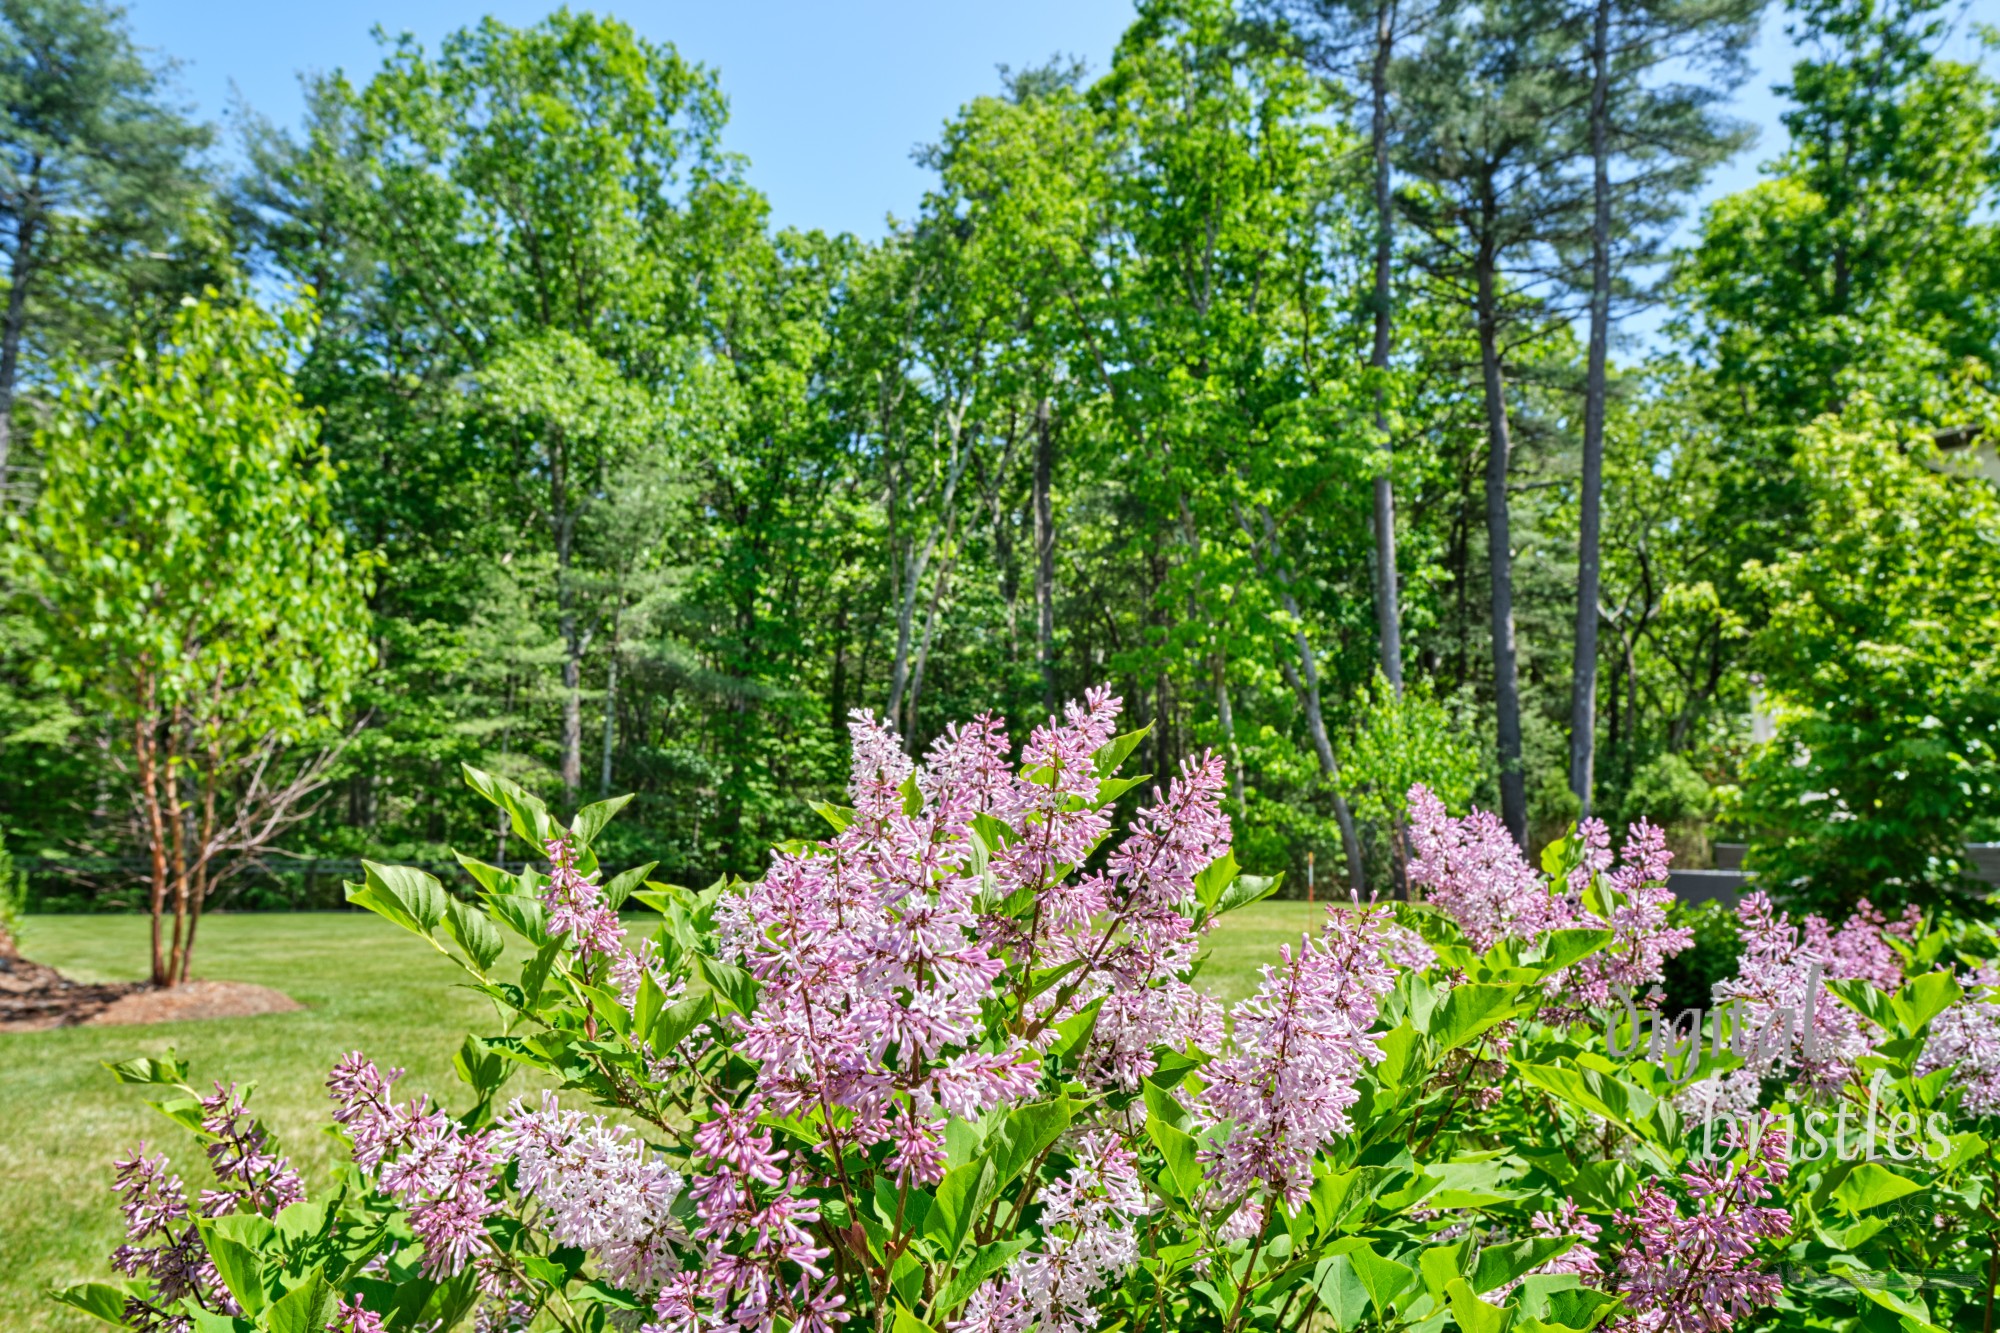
[2,900,1326,1331]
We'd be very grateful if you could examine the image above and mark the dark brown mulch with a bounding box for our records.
[0,953,300,1033]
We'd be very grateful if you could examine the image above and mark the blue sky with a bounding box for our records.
[126,0,1989,248]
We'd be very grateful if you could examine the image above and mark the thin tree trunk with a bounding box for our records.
[1476,252,1529,846]
[1253,506,1366,891]
[1213,654,1245,808]
[181,729,220,985]
[1569,0,1613,820]
[906,534,957,748]
[886,427,970,724]
[600,615,620,799]
[553,434,583,803]
[136,678,171,988]
[0,177,41,488]
[1034,397,1056,716]
[1368,0,1405,693]
[166,709,191,988]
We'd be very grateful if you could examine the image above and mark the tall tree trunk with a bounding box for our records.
[1475,252,1529,846]
[600,613,621,798]
[136,677,171,988]
[1569,0,1613,820]
[906,522,958,747]
[1213,654,1245,808]
[887,425,970,725]
[1368,0,1405,693]
[1253,506,1366,891]
[0,177,42,489]
[1034,397,1056,716]
[553,437,583,803]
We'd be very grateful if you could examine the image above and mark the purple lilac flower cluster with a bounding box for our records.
[1917,964,2000,1114]
[543,835,625,958]
[1406,785,1690,1009]
[1614,1121,1792,1333]
[109,1149,234,1333]
[641,1100,844,1333]
[327,1053,502,1278]
[1196,904,1401,1211]
[196,1082,305,1217]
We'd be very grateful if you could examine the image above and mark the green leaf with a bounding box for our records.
[453,1034,511,1099]
[346,861,446,934]
[809,800,855,833]
[895,1304,941,1333]
[988,1098,1073,1190]
[1831,1162,1927,1214]
[105,1053,188,1086]
[901,771,924,817]
[934,1238,1033,1319]
[1091,725,1151,777]
[1419,1238,1471,1299]
[649,993,715,1053]
[200,1223,268,1315]
[571,794,633,847]
[266,1272,339,1333]
[1312,1255,1372,1332]
[697,954,762,1016]
[1216,872,1284,915]
[1532,930,1614,973]
[1891,973,1961,1033]
[463,764,559,851]
[1146,1111,1203,1200]
[601,861,657,911]
[1349,1245,1418,1320]
[1431,984,1520,1050]
[927,1159,997,1260]
[49,1282,130,1325]
[1472,1237,1574,1294]
[1446,1279,1512,1333]
[443,898,504,971]
[1195,850,1240,913]
[1048,999,1103,1061]
[1092,773,1152,807]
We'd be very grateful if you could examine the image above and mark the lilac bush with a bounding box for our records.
[55,691,2000,1333]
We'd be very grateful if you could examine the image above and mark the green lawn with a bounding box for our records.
[1,901,1324,1331]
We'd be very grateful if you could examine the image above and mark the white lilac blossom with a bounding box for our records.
[1196,904,1400,1210]
[954,1133,1148,1333]
[496,1092,686,1290]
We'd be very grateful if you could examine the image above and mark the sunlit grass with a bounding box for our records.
[1,899,1330,1330]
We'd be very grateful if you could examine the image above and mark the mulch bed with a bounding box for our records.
[0,952,301,1033]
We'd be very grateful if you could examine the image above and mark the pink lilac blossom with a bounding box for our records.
[1708,893,1875,1097]
[713,690,1227,1204]
[1196,904,1400,1210]
[196,1082,304,1216]
[1406,787,1690,1008]
[325,1295,386,1333]
[655,1100,845,1333]
[1499,1201,1604,1294]
[543,836,625,959]
[1614,1121,1791,1333]
[1916,965,2000,1115]
[496,1092,687,1290]
[110,1147,233,1331]
[327,1053,502,1277]
[1805,898,1920,992]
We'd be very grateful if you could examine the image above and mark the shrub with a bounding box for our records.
[55,691,2000,1333]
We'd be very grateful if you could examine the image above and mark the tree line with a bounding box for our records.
[1,0,1996,935]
